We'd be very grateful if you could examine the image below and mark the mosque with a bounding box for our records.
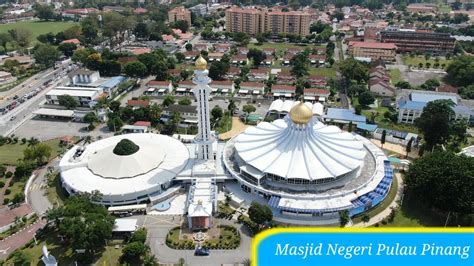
[59,56,393,225]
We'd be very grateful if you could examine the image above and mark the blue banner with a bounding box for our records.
[252,228,474,266]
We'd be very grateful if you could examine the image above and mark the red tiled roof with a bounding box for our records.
[179,80,195,86]
[211,80,233,86]
[240,82,265,88]
[250,68,269,74]
[127,100,150,107]
[147,80,170,86]
[272,85,296,91]
[134,121,151,127]
[61,38,80,44]
[304,88,330,95]
[134,7,148,14]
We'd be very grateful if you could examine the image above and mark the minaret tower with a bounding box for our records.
[192,56,214,161]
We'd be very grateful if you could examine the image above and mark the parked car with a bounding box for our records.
[194,247,210,256]
[10,115,16,121]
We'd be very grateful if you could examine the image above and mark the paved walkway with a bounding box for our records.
[351,172,404,228]
[0,219,46,260]
[219,117,250,140]
[370,139,418,159]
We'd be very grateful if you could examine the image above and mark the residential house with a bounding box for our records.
[210,80,234,94]
[146,80,172,95]
[184,51,200,61]
[176,80,195,94]
[127,100,150,109]
[248,68,270,81]
[261,56,274,67]
[276,72,296,84]
[272,85,296,99]
[162,104,198,127]
[304,88,330,102]
[263,48,276,56]
[239,82,265,95]
[238,47,249,55]
[306,75,328,88]
[225,67,241,79]
[208,53,224,62]
[193,43,208,51]
[214,44,230,53]
[282,54,294,65]
[369,79,395,97]
[308,54,326,65]
[231,55,248,65]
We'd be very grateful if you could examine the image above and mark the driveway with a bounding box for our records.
[144,215,251,266]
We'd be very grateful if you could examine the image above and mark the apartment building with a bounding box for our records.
[168,6,192,26]
[348,41,397,62]
[380,31,455,55]
[225,6,311,36]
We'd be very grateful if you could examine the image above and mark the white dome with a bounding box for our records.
[59,133,190,204]
[234,117,366,180]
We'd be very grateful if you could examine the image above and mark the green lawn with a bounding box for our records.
[402,55,452,69]
[0,138,71,166]
[0,21,78,46]
[359,102,419,134]
[215,114,233,134]
[46,171,69,206]
[4,179,25,202]
[249,43,324,58]
[390,69,401,84]
[308,67,337,78]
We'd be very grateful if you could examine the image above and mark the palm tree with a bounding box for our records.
[27,137,39,147]
[84,136,93,144]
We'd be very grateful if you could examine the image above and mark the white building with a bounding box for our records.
[223,103,393,224]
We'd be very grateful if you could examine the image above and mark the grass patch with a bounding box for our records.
[215,115,233,134]
[46,171,68,206]
[402,55,452,69]
[359,101,419,134]
[4,179,25,201]
[93,240,125,266]
[0,21,78,46]
[202,225,240,249]
[308,67,337,78]
[390,69,401,84]
[0,138,74,166]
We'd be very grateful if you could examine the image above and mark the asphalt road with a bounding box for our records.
[0,61,73,136]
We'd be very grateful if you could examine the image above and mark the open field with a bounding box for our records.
[0,138,71,165]
[308,67,337,78]
[0,21,78,45]
[390,69,401,84]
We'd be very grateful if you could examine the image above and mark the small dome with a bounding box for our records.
[195,55,207,70]
[289,102,313,124]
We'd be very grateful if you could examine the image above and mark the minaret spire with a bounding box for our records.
[192,56,214,161]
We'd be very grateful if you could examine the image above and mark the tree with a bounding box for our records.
[130,228,147,244]
[209,60,230,81]
[381,129,386,148]
[228,99,236,114]
[211,106,223,122]
[33,44,59,68]
[122,241,149,261]
[14,160,35,179]
[58,194,115,253]
[58,43,77,57]
[63,26,82,40]
[247,48,266,68]
[163,95,175,107]
[124,61,148,78]
[23,143,52,165]
[415,100,455,151]
[358,91,375,106]
[232,32,250,46]
[107,117,123,132]
[33,4,55,21]
[45,206,64,228]
[446,56,474,87]
[185,43,192,51]
[405,151,473,214]
[338,58,369,83]
[178,97,191,105]
[58,95,79,109]
[395,81,412,90]
[339,210,350,227]
[81,17,99,44]
[0,33,12,53]
[421,78,440,91]
[248,201,273,225]
[134,22,150,40]
[8,28,32,48]
[405,137,413,158]
[151,60,169,81]
[242,104,256,115]
[72,48,95,64]
[361,214,370,223]
[100,60,122,76]
[171,20,189,33]
[83,112,99,130]
[137,53,160,72]
[290,52,310,78]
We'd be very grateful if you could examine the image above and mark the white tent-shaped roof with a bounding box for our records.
[234,117,366,180]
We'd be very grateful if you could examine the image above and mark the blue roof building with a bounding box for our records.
[324,108,366,124]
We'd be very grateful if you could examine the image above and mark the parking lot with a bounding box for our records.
[13,118,114,141]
